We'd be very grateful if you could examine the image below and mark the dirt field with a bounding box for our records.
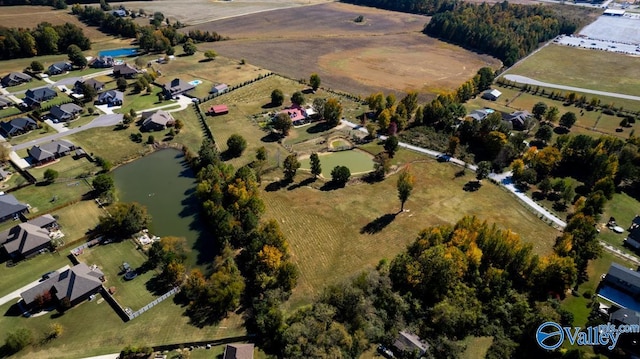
[188,2,501,97]
[110,0,332,25]
[0,6,111,42]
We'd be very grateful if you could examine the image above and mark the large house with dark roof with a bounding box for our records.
[0,194,28,223]
[50,103,83,122]
[47,61,73,75]
[74,78,104,93]
[97,90,124,106]
[0,223,51,260]
[0,97,12,109]
[393,331,430,357]
[223,344,254,359]
[162,78,195,99]
[90,56,114,68]
[20,263,105,310]
[141,110,174,131]
[113,63,139,78]
[26,214,57,229]
[0,117,37,137]
[502,110,531,130]
[602,263,640,298]
[28,140,76,166]
[24,87,57,109]
[1,72,32,87]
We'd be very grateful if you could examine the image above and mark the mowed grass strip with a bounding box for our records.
[0,252,69,298]
[53,200,104,243]
[507,44,640,96]
[11,179,91,215]
[263,145,561,309]
[64,126,153,165]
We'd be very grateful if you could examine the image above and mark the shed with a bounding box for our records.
[208,104,229,115]
[482,89,502,101]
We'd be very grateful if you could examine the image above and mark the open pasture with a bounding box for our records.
[505,44,640,96]
[191,2,501,97]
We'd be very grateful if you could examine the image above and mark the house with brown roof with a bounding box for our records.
[28,140,76,166]
[90,56,114,68]
[162,78,195,99]
[223,344,254,359]
[113,63,140,78]
[0,223,52,260]
[141,110,174,131]
[20,263,105,310]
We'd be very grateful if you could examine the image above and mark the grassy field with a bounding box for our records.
[0,106,22,119]
[64,126,153,166]
[599,192,640,255]
[116,86,167,115]
[52,199,104,243]
[29,156,97,183]
[11,177,92,215]
[0,292,246,359]
[461,336,494,359]
[262,143,561,309]
[7,123,55,147]
[170,106,205,151]
[78,240,157,310]
[6,79,49,94]
[506,44,640,96]
[299,149,375,177]
[194,2,501,98]
[0,252,69,299]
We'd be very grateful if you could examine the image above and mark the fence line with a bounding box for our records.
[128,287,180,320]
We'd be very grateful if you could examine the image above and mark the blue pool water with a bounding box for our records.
[98,48,138,57]
[189,80,203,86]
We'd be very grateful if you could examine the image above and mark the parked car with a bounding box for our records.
[41,270,56,281]
[377,345,394,358]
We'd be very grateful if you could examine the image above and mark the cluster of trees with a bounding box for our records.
[97,202,151,240]
[179,140,298,328]
[364,90,419,136]
[72,4,137,37]
[275,216,576,358]
[0,22,90,60]
[0,0,65,7]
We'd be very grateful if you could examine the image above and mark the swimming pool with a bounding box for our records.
[99,48,139,57]
[189,80,203,86]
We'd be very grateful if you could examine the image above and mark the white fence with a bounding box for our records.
[128,287,180,320]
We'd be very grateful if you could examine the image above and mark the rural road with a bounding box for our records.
[79,354,119,359]
[11,113,123,151]
[503,74,640,101]
[0,265,70,307]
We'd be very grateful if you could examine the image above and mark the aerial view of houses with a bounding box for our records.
[1,0,640,358]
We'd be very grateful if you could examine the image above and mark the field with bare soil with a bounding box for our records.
[189,2,501,97]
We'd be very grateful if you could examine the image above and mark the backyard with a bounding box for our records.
[10,176,92,215]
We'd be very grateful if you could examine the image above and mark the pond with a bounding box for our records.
[299,149,374,178]
[113,149,212,268]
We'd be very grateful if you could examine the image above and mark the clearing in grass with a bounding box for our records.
[52,200,104,244]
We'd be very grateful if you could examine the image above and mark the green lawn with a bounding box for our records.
[4,79,48,94]
[171,106,205,152]
[51,200,103,243]
[0,171,30,191]
[47,67,106,81]
[116,86,168,115]
[599,192,640,255]
[29,156,97,183]
[461,336,494,359]
[78,239,157,310]
[299,149,374,178]
[0,106,21,119]
[7,123,55,147]
[507,44,640,97]
[64,126,153,166]
[0,252,69,298]
[11,178,92,214]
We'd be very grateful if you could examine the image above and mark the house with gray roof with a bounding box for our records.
[210,83,228,95]
[74,78,104,93]
[0,194,28,223]
[90,56,114,68]
[0,97,13,109]
[602,262,640,298]
[393,331,430,357]
[0,223,51,260]
[502,110,531,130]
[0,117,37,137]
[26,214,57,229]
[48,61,73,75]
[1,72,32,87]
[24,87,57,108]
[28,140,76,166]
[113,63,139,78]
[21,262,105,310]
[162,78,195,99]
[141,110,174,131]
[97,90,124,106]
[223,344,254,359]
[50,103,83,122]
[481,89,502,101]
[467,109,492,122]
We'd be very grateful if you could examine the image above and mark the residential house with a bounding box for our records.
[0,194,28,223]
[1,72,32,87]
[0,117,37,137]
[625,227,640,252]
[208,104,229,116]
[481,89,502,101]
[47,61,73,75]
[598,263,640,311]
[393,331,430,357]
[74,78,104,93]
[0,97,13,109]
[26,213,57,230]
[28,140,76,166]
[162,78,195,99]
[209,83,228,95]
[141,110,175,131]
[502,110,531,130]
[610,308,640,326]
[20,263,105,310]
[0,168,9,181]
[90,56,114,68]
[97,90,124,106]
[222,344,254,359]
[111,9,127,17]
[113,63,139,78]
[609,308,640,355]
[629,215,640,231]
[24,87,57,108]
[467,109,493,122]
[49,103,83,122]
[0,223,51,260]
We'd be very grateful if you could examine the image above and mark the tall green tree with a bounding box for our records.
[532,102,548,120]
[182,39,197,55]
[283,154,300,182]
[397,167,415,212]
[310,153,322,179]
[67,44,87,68]
[331,166,351,186]
[560,112,577,129]
[291,91,305,106]
[323,98,343,128]
[226,134,247,158]
[44,169,58,184]
[476,161,492,183]
[309,73,321,91]
[271,89,284,106]
[273,112,293,136]
[384,135,399,158]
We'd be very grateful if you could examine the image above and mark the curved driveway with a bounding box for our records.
[503,74,640,102]
[12,113,123,151]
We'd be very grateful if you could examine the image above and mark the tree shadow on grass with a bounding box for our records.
[261,102,278,109]
[306,121,332,134]
[145,275,171,296]
[260,133,280,143]
[463,181,481,192]
[360,213,398,234]
[265,180,289,192]
[320,181,345,191]
[287,177,315,191]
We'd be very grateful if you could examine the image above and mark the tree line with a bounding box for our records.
[0,22,90,60]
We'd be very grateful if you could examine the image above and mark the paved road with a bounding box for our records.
[0,265,70,307]
[12,113,123,151]
[79,354,119,359]
[503,74,640,101]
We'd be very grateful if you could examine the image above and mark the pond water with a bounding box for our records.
[299,149,374,178]
[113,149,212,268]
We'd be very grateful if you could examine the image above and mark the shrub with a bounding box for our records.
[226,134,247,158]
